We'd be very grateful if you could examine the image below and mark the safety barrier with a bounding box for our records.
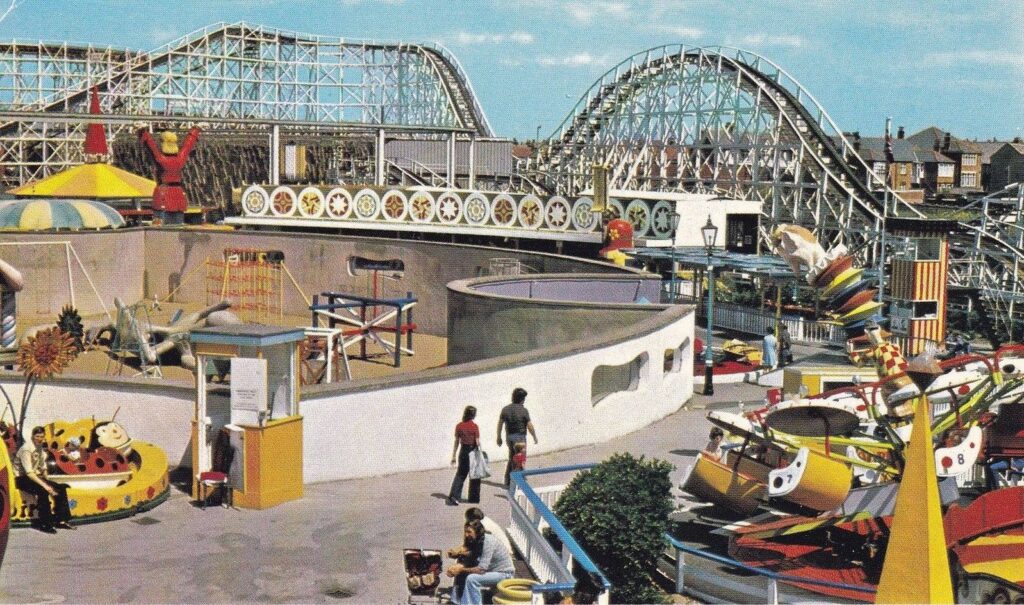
[685,298,847,345]
[507,464,611,605]
[664,534,875,604]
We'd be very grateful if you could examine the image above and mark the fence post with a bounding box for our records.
[675,548,686,594]
[767,576,779,605]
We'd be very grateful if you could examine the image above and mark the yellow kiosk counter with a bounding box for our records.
[191,324,306,510]
[782,365,881,398]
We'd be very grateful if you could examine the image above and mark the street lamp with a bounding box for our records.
[668,211,681,303]
[701,215,718,396]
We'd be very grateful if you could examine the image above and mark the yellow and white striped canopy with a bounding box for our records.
[0,199,126,231]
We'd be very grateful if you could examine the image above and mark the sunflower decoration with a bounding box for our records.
[57,304,86,352]
[17,327,77,379]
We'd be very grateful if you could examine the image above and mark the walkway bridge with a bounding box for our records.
[515,45,1024,343]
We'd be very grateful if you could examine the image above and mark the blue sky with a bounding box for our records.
[4,0,1022,141]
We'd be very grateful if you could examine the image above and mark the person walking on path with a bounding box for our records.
[496,387,538,486]
[778,324,793,368]
[447,406,481,506]
[14,426,74,533]
[762,329,778,371]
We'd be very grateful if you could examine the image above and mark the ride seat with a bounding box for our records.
[196,471,231,509]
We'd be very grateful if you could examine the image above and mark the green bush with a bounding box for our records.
[552,453,675,604]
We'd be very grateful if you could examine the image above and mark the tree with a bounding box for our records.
[553,453,675,604]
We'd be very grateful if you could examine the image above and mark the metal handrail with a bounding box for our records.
[510,465,612,596]
[664,534,876,604]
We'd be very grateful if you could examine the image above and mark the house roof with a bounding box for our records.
[905,126,980,155]
[975,141,1008,164]
[995,142,1024,157]
[853,137,919,163]
[916,149,955,164]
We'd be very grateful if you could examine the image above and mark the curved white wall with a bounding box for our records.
[300,305,694,483]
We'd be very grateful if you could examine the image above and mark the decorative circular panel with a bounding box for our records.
[544,196,571,231]
[625,199,651,237]
[325,188,352,219]
[490,194,516,227]
[408,191,436,223]
[353,188,381,220]
[517,195,543,229]
[571,197,598,232]
[242,185,270,216]
[382,190,408,222]
[297,187,325,218]
[605,198,625,221]
[650,200,675,238]
[270,186,297,217]
[436,191,463,224]
[464,193,490,226]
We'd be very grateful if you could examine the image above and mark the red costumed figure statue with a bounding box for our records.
[135,122,205,225]
[599,217,634,266]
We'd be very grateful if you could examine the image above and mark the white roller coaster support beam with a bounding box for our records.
[376,128,385,187]
[271,125,280,186]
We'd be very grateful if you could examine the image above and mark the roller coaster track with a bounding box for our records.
[519,45,1024,342]
[0,22,492,184]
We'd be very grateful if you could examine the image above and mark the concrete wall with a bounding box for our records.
[0,301,693,484]
[447,274,667,364]
[300,304,694,483]
[0,373,194,468]
[0,229,146,323]
[143,228,634,335]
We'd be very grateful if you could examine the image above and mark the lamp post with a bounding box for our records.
[701,216,718,396]
[668,211,681,303]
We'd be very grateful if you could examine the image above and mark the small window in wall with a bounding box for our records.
[592,353,648,405]
[664,338,691,375]
[913,300,938,319]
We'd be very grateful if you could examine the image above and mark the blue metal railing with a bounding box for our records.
[510,464,612,600]
[664,534,876,604]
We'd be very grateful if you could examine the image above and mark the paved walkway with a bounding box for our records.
[0,334,786,603]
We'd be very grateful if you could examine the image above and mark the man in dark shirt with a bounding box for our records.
[496,387,538,486]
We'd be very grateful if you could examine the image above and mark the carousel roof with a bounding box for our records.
[0,198,126,231]
[7,163,156,199]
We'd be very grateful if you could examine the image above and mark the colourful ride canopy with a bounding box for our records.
[0,199,126,231]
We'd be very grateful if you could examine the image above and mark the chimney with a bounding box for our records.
[897,126,905,140]
[852,131,860,151]
[943,132,951,150]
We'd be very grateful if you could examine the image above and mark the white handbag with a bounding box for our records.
[468,449,491,480]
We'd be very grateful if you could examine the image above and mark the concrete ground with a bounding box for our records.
[0,329,802,604]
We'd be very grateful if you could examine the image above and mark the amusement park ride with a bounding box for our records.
[677,223,1024,602]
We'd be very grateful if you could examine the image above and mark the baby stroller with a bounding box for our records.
[404,548,446,604]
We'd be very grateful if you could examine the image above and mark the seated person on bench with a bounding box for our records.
[446,520,514,605]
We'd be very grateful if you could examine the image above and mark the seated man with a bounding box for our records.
[985,457,1024,490]
[14,426,74,532]
[447,520,514,605]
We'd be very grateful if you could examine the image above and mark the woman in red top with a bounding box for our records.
[447,406,480,506]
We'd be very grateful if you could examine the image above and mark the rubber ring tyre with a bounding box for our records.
[496,578,536,602]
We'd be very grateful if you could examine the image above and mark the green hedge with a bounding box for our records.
[553,453,675,604]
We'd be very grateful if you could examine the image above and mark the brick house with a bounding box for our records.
[906,127,983,194]
[989,142,1024,192]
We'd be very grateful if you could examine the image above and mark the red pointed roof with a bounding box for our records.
[83,86,109,158]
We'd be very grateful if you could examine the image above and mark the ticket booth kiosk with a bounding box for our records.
[191,325,305,509]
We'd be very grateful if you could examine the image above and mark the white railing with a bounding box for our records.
[686,298,847,345]
[507,465,611,605]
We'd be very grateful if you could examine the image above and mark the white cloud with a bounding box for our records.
[924,50,1024,69]
[655,25,704,40]
[733,34,805,49]
[449,30,535,46]
[563,1,630,24]
[536,52,613,68]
